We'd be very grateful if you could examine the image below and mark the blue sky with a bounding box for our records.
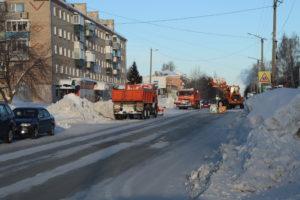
[68,0,299,88]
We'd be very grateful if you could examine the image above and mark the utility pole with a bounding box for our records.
[248,33,267,71]
[149,48,158,84]
[272,0,282,86]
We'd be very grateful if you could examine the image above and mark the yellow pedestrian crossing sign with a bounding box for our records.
[258,71,271,84]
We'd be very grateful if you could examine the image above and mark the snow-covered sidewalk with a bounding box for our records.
[187,88,300,200]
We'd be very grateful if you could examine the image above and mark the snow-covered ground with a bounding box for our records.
[187,88,300,200]
[47,94,114,129]
[11,94,115,130]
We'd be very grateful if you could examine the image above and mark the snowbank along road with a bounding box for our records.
[0,109,248,200]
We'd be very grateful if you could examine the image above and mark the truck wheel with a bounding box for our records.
[145,108,150,119]
[153,109,158,118]
[142,109,147,119]
[240,104,244,109]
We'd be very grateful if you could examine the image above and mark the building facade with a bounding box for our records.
[1,0,127,102]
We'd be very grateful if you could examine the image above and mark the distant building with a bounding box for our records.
[1,0,127,102]
[144,70,186,95]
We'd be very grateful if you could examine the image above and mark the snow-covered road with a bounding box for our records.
[0,109,247,200]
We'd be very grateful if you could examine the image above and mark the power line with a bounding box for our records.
[156,43,255,63]
[99,10,251,39]
[117,5,273,25]
[280,0,296,34]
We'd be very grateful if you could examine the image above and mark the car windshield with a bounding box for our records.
[14,109,38,118]
[178,91,193,96]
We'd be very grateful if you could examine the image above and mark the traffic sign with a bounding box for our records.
[258,71,271,84]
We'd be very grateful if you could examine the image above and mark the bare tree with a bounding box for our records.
[0,6,50,103]
[162,61,176,72]
[241,63,259,93]
[277,34,300,88]
[0,38,50,103]
[186,67,217,99]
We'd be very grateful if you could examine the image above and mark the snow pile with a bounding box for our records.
[158,96,175,108]
[47,94,114,129]
[187,88,300,199]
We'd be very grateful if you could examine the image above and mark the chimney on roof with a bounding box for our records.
[100,19,115,31]
[72,3,87,15]
[87,11,99,21]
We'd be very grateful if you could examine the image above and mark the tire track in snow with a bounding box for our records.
[0,133,161,199]
[0,111,197,163]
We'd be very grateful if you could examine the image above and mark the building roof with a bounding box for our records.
[53,0,127,41]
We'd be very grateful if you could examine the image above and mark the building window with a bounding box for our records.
[67,14,70,23]
[58,10,62,19]
[6,20,29,32]
[63,30,66,39]
[63,11,66,21]
[68,49,71,58]
[58,28,62,37]
[60,66,64,74]
[9,39,28,53]
[54,45,57,54]
[10,3,24,12]
[59,47,63,55]
[53,7,56,17]
[64,48,67,57]
[53,26,57,35]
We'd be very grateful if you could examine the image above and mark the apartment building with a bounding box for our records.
[1,0,127,103]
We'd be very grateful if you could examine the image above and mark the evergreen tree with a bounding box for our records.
[127,62,143,84]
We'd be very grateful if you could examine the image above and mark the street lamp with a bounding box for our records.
[150,48,158,84]
[247,33,267,71]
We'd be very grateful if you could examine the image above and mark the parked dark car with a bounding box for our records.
[200,99,211,109]
[13,107,55,139]
[0,102,16,143]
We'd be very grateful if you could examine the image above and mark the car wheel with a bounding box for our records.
[32,128,39,139]
[5,129,14,143]
[48,125,55,136]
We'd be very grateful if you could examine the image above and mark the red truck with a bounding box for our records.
[112,84,158,119]
[175,88,200,109]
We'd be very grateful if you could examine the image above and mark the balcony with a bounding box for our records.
[105,53,113,60]
[113,69,119,76]
[112,42,121,49]
[6,12,29,20]
[112,56,120,63]
[5,31,29,39]
[85,51,95,63]
[85,21,95,38]
[75,59,85,69]
[0,32,5,41]
[105,39,112,46]
[73,14,84,26]
[106,67,113,75]
[74,43,85,61]
[86,62,95,69]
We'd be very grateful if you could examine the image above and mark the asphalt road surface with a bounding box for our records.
[0,109,247,200]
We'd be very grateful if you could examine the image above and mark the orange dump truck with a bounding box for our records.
[175,88,200,109]
[211,79,244,109]
[224,85,244,109]
[112,84,158,119]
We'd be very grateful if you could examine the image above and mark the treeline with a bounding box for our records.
[243,33,300,94]
[185,68,218,100]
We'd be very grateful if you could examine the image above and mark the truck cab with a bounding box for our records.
[175,89,200,109]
